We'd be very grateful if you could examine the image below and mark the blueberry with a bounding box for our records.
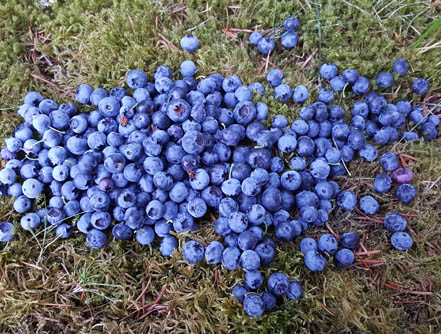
[90,88,108,106]
[243,294,265,317]
[274,84,293,102]
[373,128,390,145]
[222,246,241,270]
[257,37,275,55]
[255,242,275,266]
[169,182,189,203]
[342,68,358,84]
[20,213,41,231]
[293,85,309,103]
[396,183,416,203]
[249,31,263,45]
[24,91,44,107]
[201,185,222,207]
[248,82,265,97]
[380,152,399,171]
[0,222,14,242]
[240,250,261,272]
[390,232,413,250]
[135,227,155,245]
[155,77,174,94]
[146,200,165,220]
[335,248,355,267]
[428,114,440,126]
[228,212,249,233]
[374,173,392,193]
[319,63,338,79]
[359,144,378,162]
[126,69,148,89]
[393,58,408,75]
[160,235,178,257]
[267,272,289,296]
[284,17,300,31]
[376,72,394,88]
[299,206,318,224]
[300,237,318,254]
[221,178,241,196]
[180,34,199,52]
[0,168,16,185]
[281,31,298,48]
[86,229,107,249]
[289,157,306,171]
[256,102,269,121]
[412,78,429,94]
[328,76,345,92]
[340,232,360,249]
[204,241,224,264]
[22,178,43,199]
[310,159,330,180]
[13,195,31,213]
[98,96,120,118]
[296,136,315,157]
[111,223,132,240]
[75,84,93,104]
[233,284,249,303]
[286,280,303,300]
[304,250,326,271]
[347,129,366,150]
[260,291,276,311]
[296,190,319,209]
[244,270,264,290]
[422,122,438,140]
[384,212,407,233]
[238,229,258,251]
[291,120,309,135]
[337,190,357,211]
[318,88,334,104]
[266,69,284,87]
[235,86,252,102]
[187,197,207,218]
[275,221,295,242]
[359,195,379,215]
[248,148,272,169]
[352,76,370,95]
[318,234,338,254]
[391,167,414,184]
[394,101,411,116]
[183,240,205,264]
[224,233,239,248]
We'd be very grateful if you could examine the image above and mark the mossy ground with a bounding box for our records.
[1,0,441,333]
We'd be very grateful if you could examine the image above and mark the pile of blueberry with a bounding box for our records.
[0,19,438,317]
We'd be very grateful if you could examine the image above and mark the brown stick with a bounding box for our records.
[30,73,61,91]
[301,49,318,68]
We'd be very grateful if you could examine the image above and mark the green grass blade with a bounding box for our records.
[410,16,441,48]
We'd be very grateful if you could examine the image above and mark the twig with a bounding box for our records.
[20,261,43,271]
[37,303,73,307]
[354,250,381,256]
[325,222,339,240]
[331,136,352,176]
[30,73,61,91]
[186,19,209,32]
[157,33,179,51]
[264,50,271,73]
[301,49,318,68]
